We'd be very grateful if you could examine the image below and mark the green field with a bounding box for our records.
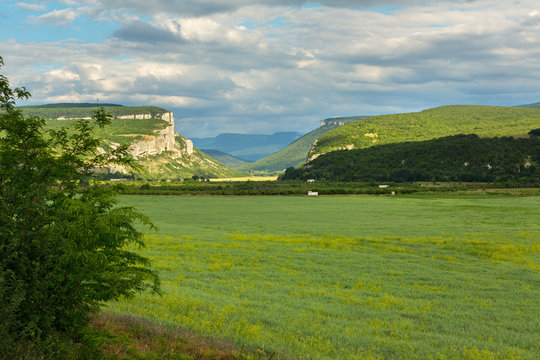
[110,195,540,359]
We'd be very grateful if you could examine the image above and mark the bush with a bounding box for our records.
[0,57,160,358]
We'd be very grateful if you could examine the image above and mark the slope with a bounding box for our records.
[282,134,540,183]
[21,105,243,180]
[310,105,540,158]
[238,116,368,172]
[200,149,251,168]
[518,102,540,108]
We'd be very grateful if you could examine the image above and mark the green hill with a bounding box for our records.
[20,104,243,180]
[19,104,168,119]
[238,116,368,172]
[282,134,540,183]
[518,102,540,108]
[310,106,540,158]
[200,149,251,168]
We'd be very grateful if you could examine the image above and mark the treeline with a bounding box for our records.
[281,134,540,183]
[21,103,123,108]
[19,105,168,120]
[112,180,403,195]
[107,179,540,196]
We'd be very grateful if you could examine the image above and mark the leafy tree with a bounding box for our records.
[0,56,160,359]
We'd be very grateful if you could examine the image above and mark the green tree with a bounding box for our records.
[0,56,160,359]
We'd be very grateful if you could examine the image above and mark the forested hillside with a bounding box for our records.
[310,106,540,158]
[282,134,540,183]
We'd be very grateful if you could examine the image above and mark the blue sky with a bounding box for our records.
[1,0,540,137]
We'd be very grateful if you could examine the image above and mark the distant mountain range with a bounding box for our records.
[518,102,540,108]
[191,132,302,161]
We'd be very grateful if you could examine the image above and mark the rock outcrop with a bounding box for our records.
[127,112,184,158]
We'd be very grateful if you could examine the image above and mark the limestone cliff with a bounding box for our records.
[31,104,243,179]
[114,112,239,179]
[128,112,183,158]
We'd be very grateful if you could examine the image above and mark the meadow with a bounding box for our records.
[109,195,540,359]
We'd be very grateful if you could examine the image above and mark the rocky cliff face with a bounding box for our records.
[127,112,193,158]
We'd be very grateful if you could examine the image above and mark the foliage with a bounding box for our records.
[0,57,160,359]
[112,195,540,359]
[31,110,243,181]
[281,134,540,183]
[22,103,124,108]
[104,179,540,196]
[19,104,168,120]
[312,105,540,156]
[44,117,170,146]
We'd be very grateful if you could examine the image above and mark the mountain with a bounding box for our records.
[20,104,243,180]
[310,105,540,159]
[191,132,302,161]
[200,149,251,168]
[238,116,367,172]
[518,102,540,108]
[281,134,540,183]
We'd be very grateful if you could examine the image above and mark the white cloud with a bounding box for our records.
[32,8,80,25]
[4,0,540,137]
[18,2,47,12]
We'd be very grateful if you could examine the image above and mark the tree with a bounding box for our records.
[0,56,160,359]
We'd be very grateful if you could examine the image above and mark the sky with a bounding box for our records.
[1,1,540,137]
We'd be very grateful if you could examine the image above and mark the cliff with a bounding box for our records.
[126,112,192,158]
[29,105,243,180]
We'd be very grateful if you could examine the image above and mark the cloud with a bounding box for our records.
[4,0,540,137]
[32,8,79,25]
[96,0,460,17]
[18,2,47,12]
[112,21,185,43]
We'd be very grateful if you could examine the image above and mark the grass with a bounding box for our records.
[312,105,540,156]
[90,312,254,359]
[109,195,540,359]
[44,118,169,146]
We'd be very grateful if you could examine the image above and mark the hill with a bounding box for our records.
[200,149,251,168]
[310,105,540,158]
[19,104,169,119]
[281,134,540,183]
[20,104,243,180]
[518,102,540,108]
[191,132,302,161]
[238,116,367,172]
[21,102,123,108]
